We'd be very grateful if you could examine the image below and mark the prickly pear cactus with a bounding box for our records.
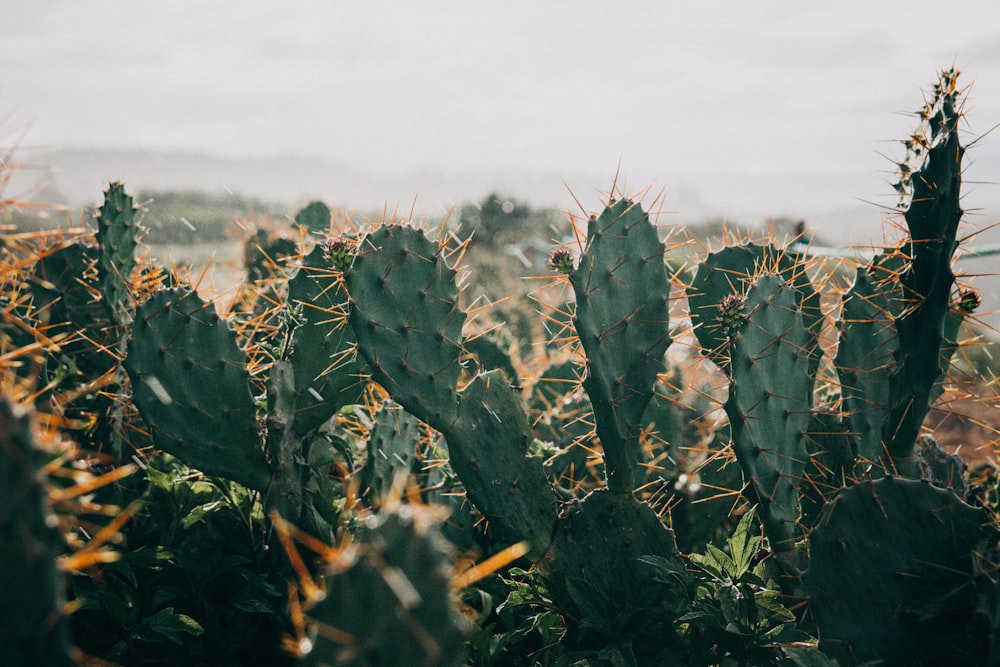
[724,274,812,555]
[95,181,138,325]
[568,198,672,493]
[449,370,557,557]
[804,476,992,665]
[303,505,467,667]
[281,244,365,435]
[345,226,557,555]
[125,288,270,491]
[363,399,422,503]
[345,224,464,434]
[295,200,332,236]
[834,263,901,471]
[885,68,967,463]
[0,399,75,666]
[539,490,687,654]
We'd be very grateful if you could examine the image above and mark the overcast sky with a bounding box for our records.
[3,1,1000,223]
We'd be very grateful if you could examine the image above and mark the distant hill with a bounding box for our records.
[9,146,683,220]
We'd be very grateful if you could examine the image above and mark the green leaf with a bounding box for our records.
[727,510,761,580]
[690,543,733,582]
[134,607,204,645]
[181,500,225,528]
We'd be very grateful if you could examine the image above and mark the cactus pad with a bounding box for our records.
[725,274,812,553]
[569,198,671,492]
[95,181,138,325]
[345,225,464,434]
[449,370,557,557]
[125,288,270,491]
[304,506,467,667]
[805,477,991,665]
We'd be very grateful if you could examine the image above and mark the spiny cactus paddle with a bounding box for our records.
[280,244,365,436]
[834,263,901,472]
[804,476,992,665]
[346,224,464,434]
[568,198,672,493]
[724,274,812,556]
[448,370,558,557]
[363,399,422,503]
[95,181,138,325]
[302,505,467,667]
[345,224,558,557]
[125,287,270,491]
[884,68,967,466]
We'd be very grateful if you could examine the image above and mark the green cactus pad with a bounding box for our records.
[539,490,686,648]
[449,370,557,558]
[726,274,812,553]
[887,69,966,458]
[95,181,138,325]
[283,245,365,435]
[125,288,270,491]
[345,225,464,434]
[687,243,822,377]
[0,400,75,666]
[294,200,332,235]
[834,266,900,469]
[805,477,991,665]
[569,199,671,492]
[304,507,467,667]
[364,400,423,503]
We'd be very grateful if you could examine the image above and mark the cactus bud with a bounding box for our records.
[957,288,980,315]
[717,292,747,341]
[548,248,575,274]
[323,235,356,271]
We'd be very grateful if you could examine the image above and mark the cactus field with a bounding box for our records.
[3,69,1000,666]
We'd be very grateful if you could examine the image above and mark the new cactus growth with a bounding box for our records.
[95,181,138,325]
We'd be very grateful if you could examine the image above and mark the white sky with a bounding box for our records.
[3,1,1000,221]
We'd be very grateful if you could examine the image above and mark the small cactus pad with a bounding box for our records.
[125,288,270,491]
[95,181,138,324]
[364,400,423,503]
[725,274,812,552]
[345,225,464,434]
[687,243,822,377]
[449,370,557,558]
[834,266,900,469]
[294,200,332,235]
[805,477,991,665]
[569,199,671,493]
[304,506,467,667]
[283,245,365,435]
